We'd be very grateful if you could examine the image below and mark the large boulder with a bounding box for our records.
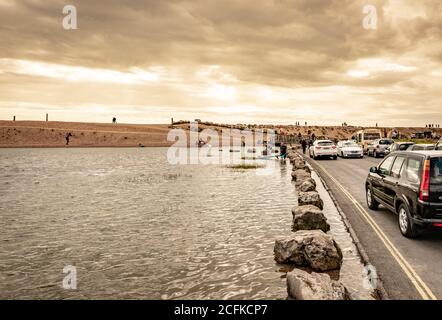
[293,162,311,173]
[299,179,316,192]
[287,269,350,300]
[274,230,342,271]
[292,205,330,232]
[291,169,311,182]
[298,191,324,210]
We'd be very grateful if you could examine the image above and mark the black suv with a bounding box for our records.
[365,151,442,238]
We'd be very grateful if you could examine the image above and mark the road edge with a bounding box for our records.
[304,155,389,300]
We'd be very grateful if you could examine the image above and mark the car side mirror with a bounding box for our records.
[369,166,378,174]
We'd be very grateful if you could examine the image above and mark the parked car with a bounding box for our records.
[436,140,442,151]
[337,140,363,158]
[309,140,337,160]
[367,139,394,158]
[365,151,442,238]
[385,142,415,156]
[407,144,435,151]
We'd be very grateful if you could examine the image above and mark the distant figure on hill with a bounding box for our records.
[65,132,73,145]
[301,139,307,154]
[112,117,117,124]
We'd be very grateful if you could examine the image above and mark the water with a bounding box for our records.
[0,147,296,299]
[0,148,373,300]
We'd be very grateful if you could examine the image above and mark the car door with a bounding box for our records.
[372,155,395,203]
[429,157,442,216]
[383,155,406,209]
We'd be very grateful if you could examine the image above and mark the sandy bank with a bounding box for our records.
[0,121,173,148]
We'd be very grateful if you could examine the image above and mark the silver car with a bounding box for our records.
[337,140,363,158]
[367,139,394,158]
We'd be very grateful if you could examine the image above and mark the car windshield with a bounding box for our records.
[364,133,381,140]
[379,139,393,145]
[343,142,358,147]
[431,157,442,185]
[318,141,333,146]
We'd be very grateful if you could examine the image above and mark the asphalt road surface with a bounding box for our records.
[306,154,442,300]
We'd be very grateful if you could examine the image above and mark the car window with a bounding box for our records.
[391,156,406,178]
[318,141,333,146]
[405,158,421,183]
[379,139,393,145]
[431,157,442,185]
[399,144,413,150]
[379,156,395,175]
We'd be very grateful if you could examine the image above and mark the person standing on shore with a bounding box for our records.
[65,132,73,145]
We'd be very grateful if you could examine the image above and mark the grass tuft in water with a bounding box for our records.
[227,164,265,169]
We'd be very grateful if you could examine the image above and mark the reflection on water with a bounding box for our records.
[0,148,296,299]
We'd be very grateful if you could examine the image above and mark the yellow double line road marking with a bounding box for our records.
[313,161,437,300]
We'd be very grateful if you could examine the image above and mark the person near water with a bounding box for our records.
[65,132,73,145]
[280,143,288,159]
[301,139,307,154]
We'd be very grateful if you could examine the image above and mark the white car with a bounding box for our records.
[309,140,338,160]
[337,140,364,158]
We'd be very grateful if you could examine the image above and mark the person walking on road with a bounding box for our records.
[301,139,307,154]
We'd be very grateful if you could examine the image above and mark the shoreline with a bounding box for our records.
[1,120,441,149]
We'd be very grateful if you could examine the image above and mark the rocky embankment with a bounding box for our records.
[274,149,351,300]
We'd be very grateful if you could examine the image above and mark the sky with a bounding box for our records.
[0,0,441,126]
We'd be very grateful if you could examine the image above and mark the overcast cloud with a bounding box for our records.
[0,0,441,125]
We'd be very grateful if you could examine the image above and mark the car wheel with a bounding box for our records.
[374,151,378,158]
[398,204,421,238]
[366,186,379,210]
[333,155,337,160]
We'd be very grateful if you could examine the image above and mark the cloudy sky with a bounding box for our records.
[0,0,441,126]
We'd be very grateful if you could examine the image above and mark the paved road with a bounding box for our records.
[306,155,442,300]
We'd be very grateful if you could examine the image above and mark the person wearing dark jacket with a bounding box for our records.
[301,139,307,154]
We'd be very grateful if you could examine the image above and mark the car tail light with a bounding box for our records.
[332,145,336,149]
[433,223,442,227]
[419,159,430,202]
[315,146,321,149]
